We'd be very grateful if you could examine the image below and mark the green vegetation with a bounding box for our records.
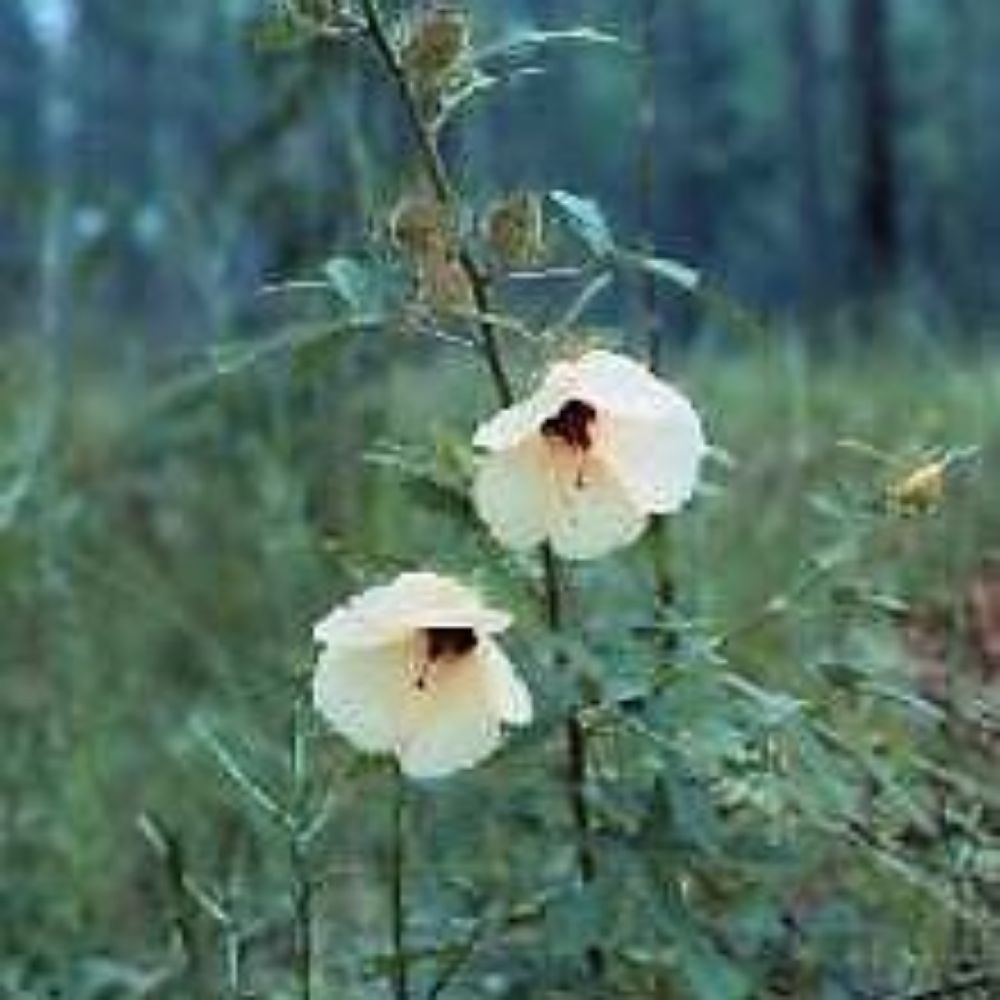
[3,1,1000,997]
[3,336,997,996]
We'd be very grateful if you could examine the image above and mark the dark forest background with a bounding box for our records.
[2,0,998,356]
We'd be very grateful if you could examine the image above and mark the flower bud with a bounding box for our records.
[887,460,946,514]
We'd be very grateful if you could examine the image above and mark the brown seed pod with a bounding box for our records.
[390,195,452,259]
[401,7,470,87]
[483,191,545,269]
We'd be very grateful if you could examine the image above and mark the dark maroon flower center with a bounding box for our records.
[425,626,478,662]
[540,398,596,451]
[414,626,479,691]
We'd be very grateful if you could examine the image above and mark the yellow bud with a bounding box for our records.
[483,191,545,269]
[401,7,469,87]
[887,460,946,514]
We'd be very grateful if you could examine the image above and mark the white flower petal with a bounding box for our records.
[398,664,501,779]
[574,350,697,422]
[314,572,510,651]
[597,407,706,513]
[313,640,412,752]
[312,574,530,778]
[473,440,552,551]
[474,436,649,559]
[472,376,571,452]
[548,457,648,559]
[481,639,533,725]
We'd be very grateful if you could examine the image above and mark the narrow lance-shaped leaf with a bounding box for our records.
[475,27,623,64]
[619,249,701,292]
[548,190,615,257]
[209,317,382,379]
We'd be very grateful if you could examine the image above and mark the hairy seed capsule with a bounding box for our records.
[484,191,545,269]
[401,7,470,86]
[390,195,451,259]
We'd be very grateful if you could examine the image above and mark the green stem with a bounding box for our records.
[390,765,409,1000]
[358,0,513,407]
[543,545,604,981]
[637,0,659,369]
[358,1,601,981]
[290,682,313,1000]
[636,0,677,650]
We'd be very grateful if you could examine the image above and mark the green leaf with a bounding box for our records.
[436,65,546,128]
[621,250,701,291]
[323,255,378,313]
[191,720,288,825]
[548,190,615,257]
[658,903,753,1000]
[209,317,381,378]
[247,13,313,53]
[476,27,623,64]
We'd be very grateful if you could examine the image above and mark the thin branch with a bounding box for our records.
[358,0,513,406]
[884,970,1000,1000]
[137,812,213,1000]
[542,545,604,982]
[634,0,680,657]
[544,270,614,338]
[637,0,659,368]
[425,915,490,1000]
[290,677,313,1000]
[358,2,601,985]
[391,764,409,1000]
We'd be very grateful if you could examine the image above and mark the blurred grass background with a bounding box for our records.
[3,330,997,995]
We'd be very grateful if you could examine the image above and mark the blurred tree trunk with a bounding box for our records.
[636,0,660,363]
[946,0,987,327]
[848,0,898,316]
[786,0,830,325]
[0,0,42,328]
[30,0,77,367]
[662,0,726,342]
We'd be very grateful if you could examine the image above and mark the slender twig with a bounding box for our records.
[635,0,678,653]
[290,678,313,1000]
[358,1,602,982]
[425,913,490,1000]
[390,764,409,1000]
[137,812,212,1000]
[883,970,1000,1000]
[637,0,659,368]
[543,545,604,981]
[358,0,512,407]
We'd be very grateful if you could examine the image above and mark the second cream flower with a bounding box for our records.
[473,349,706,559]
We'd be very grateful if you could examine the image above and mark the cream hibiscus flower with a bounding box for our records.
[312,572,532,779]
[473,349,706,560]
